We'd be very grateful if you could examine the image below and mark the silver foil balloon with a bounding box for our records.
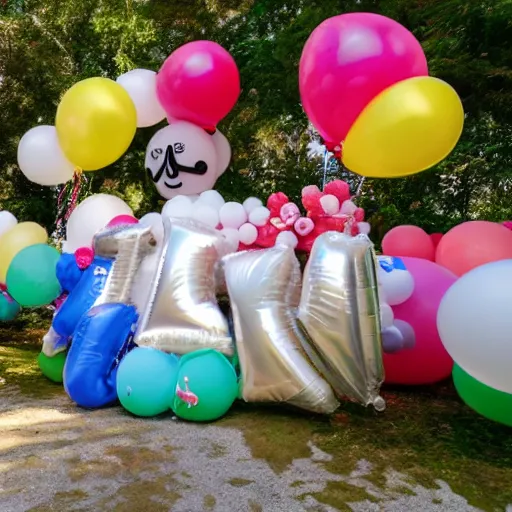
[297,233,385,411]
[222,245,339,414]
[93,223,157,306]
[135,217,234,357]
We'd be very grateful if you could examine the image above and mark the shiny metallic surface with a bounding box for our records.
[223,245,339,414]
[93,223,157,306]
[297,233,385,411]
[135,218,234,357]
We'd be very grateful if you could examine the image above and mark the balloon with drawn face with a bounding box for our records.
[145,121,225,200]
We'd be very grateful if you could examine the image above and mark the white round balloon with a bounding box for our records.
[378,267,414,306]
[116,69,166,128]
[211,129,231,176]
[17,126,75,186]
[66,194,133,252]
[437,259,512,393]
[199,190,225,211]
[0,211,18,238]
[219,202,247,229]
[161,195,194,219]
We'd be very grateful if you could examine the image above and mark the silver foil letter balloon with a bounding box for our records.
[297,233,385,411]
[222,245,339,414]
[135,217,234,356]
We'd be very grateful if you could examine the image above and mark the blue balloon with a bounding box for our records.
[52,256,112,339]
[0,294,20,322]
[117,348,179,417]
[56,253,83,293]
[64,302,138,409]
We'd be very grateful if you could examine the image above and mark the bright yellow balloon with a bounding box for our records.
[343,76,464,178]
[56,77,137,171]
[0,222,48,282]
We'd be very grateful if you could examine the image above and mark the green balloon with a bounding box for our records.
[0,293,20,322]
[38,351,67,383]
[6,244,61,307]
[453,364,512,427]
[172,349,238,422]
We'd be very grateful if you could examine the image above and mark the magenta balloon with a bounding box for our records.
[156,41,240,130]
[299,13,428,145]
[383,257,456,385]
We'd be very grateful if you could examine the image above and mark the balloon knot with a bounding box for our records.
[204,126,217,135]
[176,376,199,408]
[75,246,95,270]
[74,167,83,176]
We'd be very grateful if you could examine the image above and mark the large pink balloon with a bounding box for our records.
[436,221,512,276]
[382,225,435,261]
[383,257,456,385]
[156,41,240,131]
[299,13,428,146]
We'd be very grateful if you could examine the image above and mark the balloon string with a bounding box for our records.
[322,147,329,189]
[54,168,84,238]
[64,168,83,221]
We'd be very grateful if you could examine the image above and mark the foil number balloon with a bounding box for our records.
[298,233,385,410]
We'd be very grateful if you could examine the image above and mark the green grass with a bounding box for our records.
[2,328,512,511]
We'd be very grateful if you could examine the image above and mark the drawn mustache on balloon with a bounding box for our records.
[146,144,209,190]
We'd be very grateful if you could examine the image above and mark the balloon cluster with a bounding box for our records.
[299,13,464,178]
[0,210,61,314]
[162,179,369,253]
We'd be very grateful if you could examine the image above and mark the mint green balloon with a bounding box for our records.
[117,348,179,417]
[172,349,238,422]
[38,351,66,383]
[0,293,20,322]
[6,244,61,307]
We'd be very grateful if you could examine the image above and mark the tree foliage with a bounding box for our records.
[1,0,511,243]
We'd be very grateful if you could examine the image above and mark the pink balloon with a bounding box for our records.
[299,13,428,146]
[430,232,443,248]
[107,215,138,228]
[383,257,457,385]
[503,221,512,231]
[436,221,512,276]
[382,225,435,261]
[156,41,240,130]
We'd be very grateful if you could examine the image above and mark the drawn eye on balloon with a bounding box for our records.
[150,148,163,160]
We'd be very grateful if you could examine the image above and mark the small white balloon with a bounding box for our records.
[320,194,340,215]
[340,199,357,215]
[238,223,258,245]
[66,194,133,252]
[162,196,194,219]
[220,228,240,253]
[357,222,371,235]
[248,206,270,227]
[199,190,225,211]
[116,69,166,128]
[211,130,231,176]
[17,125,75,186]
[192,204,220,229]
[394,319,416,349]
[243,197,263,214]
[276,231,298,249]
[219,202,247,229]
[379,267,415,306]
[139,212,164,246]
[380,302,394,329]
[0,211,18,238]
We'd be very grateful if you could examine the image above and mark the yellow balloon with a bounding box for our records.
[343,77,464,178]
[0,222,48,282]
[55,77,137,171]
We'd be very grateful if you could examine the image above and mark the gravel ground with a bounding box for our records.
[0,386,488,512]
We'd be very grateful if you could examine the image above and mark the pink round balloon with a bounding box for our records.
[382,225,435,261]
[107,215,138,228]
[430,232,443,249]
[156,41,240,130]
[503,221,512,231]
[436,221,512,276]
[383,257,457,385]
[299,13,428,146]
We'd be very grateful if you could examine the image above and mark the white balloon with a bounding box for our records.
[276,231,298,249]
[211,129,231,176]
[219,202,247,229]
[357,222,371,235]
[116,69,166,128]
[340,199,357,215]
[248,206,270,227]
[238,223,258,245]
[17,126,75,186]
[319,194,340,215]
[139,212,164,246]
[378,267,415,306]
[243,197,262,214]
[66,194,133,252]
[0,211,18,238]
[394,319,416,349]
[192,204,219,229]
[161,196,194,219]
[437,260,512,393]
[220,228,240,253]
[199,190,225,211]
[380,302,394,329]
[145,122,218,200]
